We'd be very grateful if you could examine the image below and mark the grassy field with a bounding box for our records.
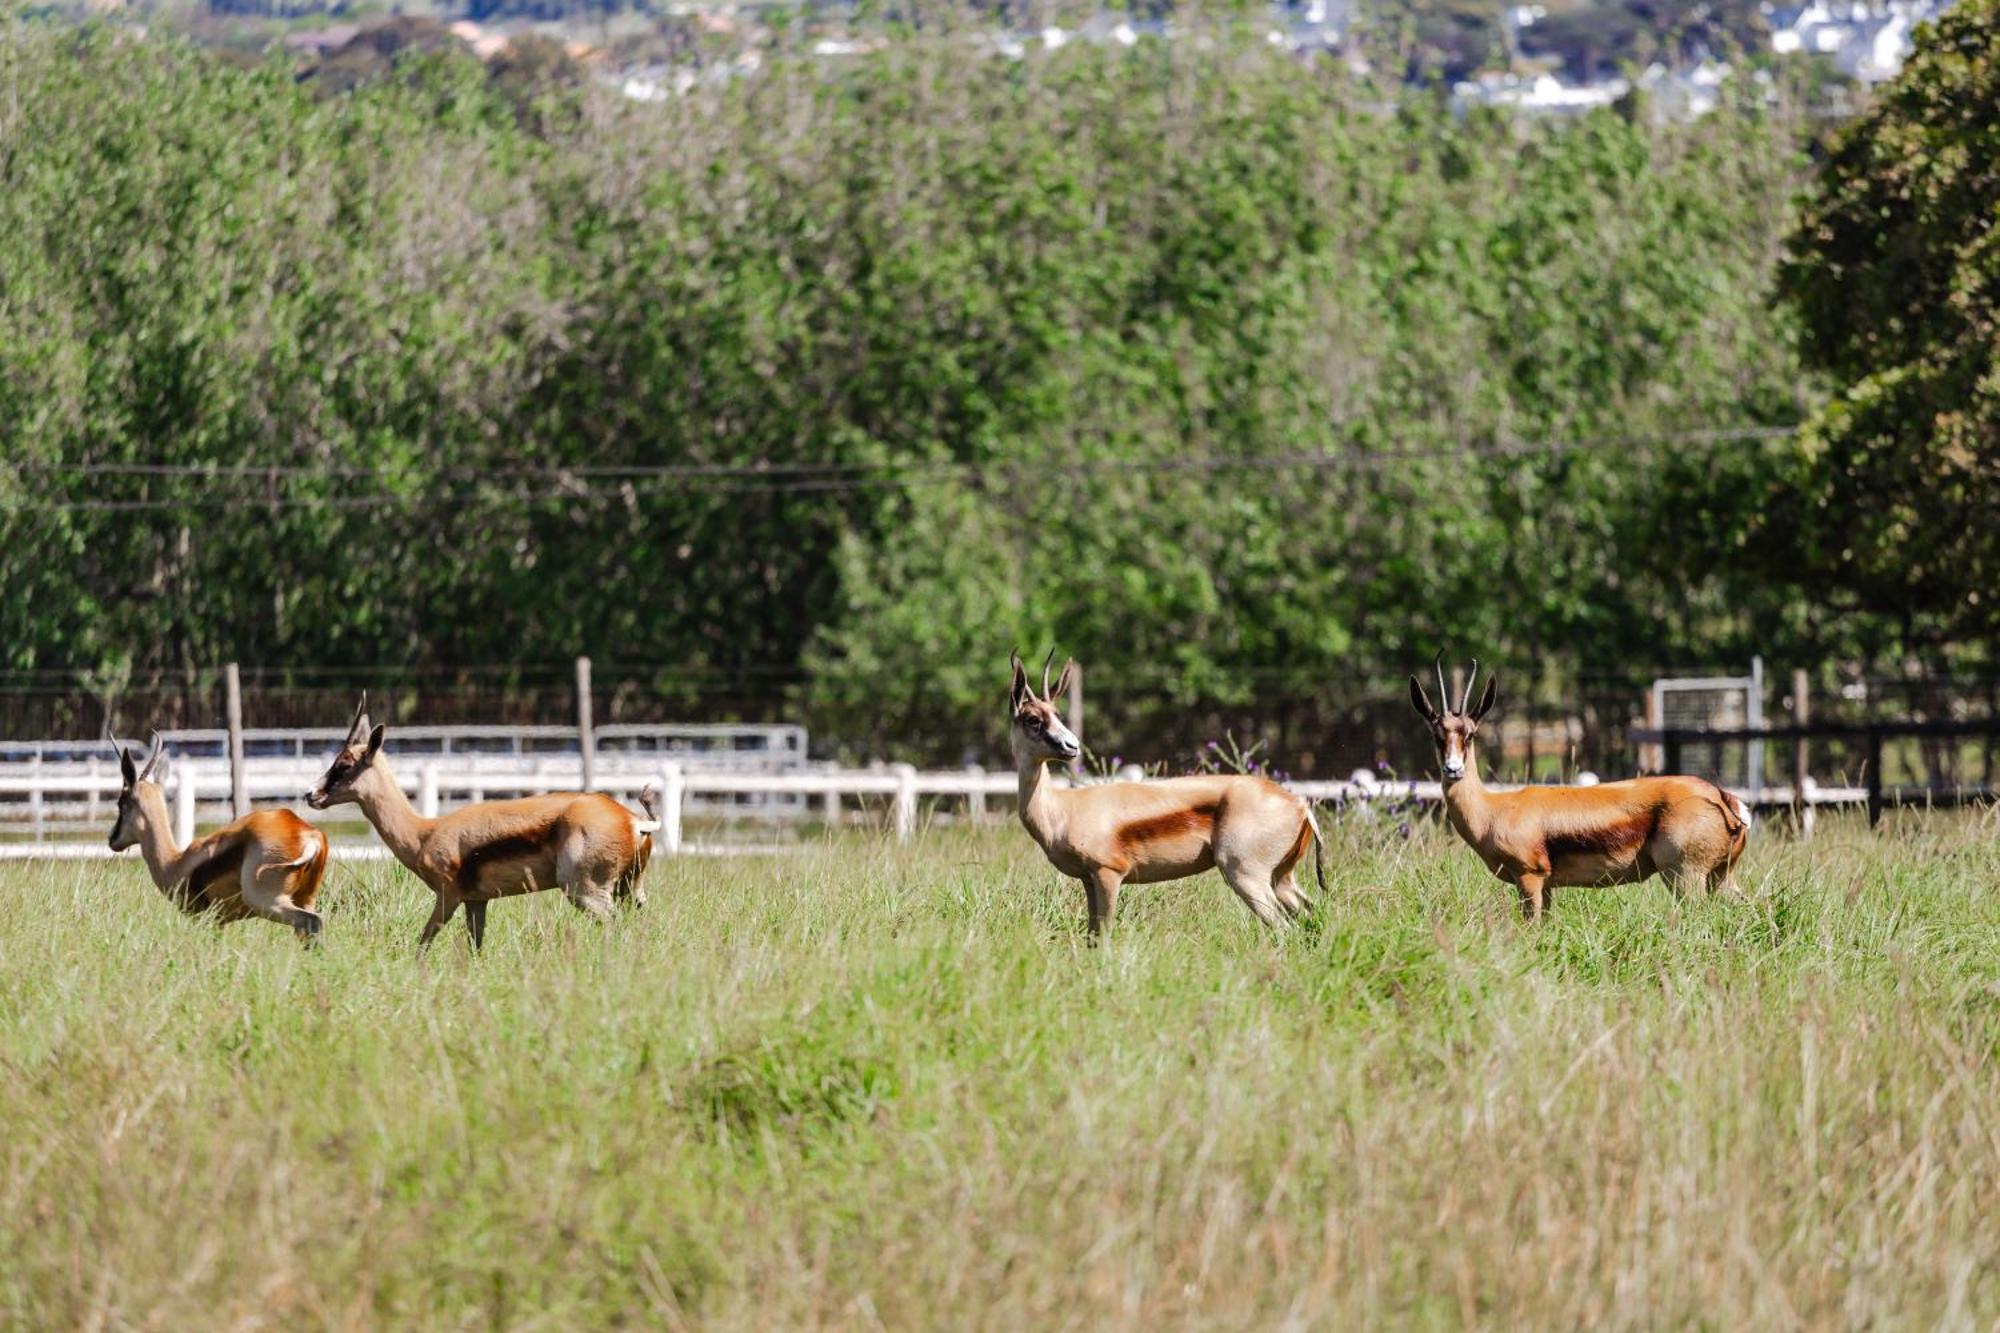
[1,810,1997,1328]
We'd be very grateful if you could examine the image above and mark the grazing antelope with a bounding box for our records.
[1410,658,1750,921]
[107,731,328,943]
[1009,650,1323,936]
[306,695,652,952]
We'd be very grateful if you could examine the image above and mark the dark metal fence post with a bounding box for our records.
[1866,726,1884,828]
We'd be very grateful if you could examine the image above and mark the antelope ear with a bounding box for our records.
[118,743,137,788]
[1008,650,1029,706]
[1049,657,1076,702]
[1409,675,1440,723]
[1471,674,1498,722]
[363,723,387,763]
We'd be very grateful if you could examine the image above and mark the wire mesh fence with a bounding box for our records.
[2,661,1994,789]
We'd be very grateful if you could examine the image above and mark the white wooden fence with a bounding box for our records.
[0,761,1864,861]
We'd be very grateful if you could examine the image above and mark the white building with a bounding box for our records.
[1766,0,1954,82]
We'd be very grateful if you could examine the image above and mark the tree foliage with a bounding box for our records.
[0,19,1849,759]
[1776,0,2000,654]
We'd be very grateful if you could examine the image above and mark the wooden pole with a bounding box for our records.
[1644,688,1663,774]
[174,766,196,846]
[224,662,247,818]
[893,764,917,843]
[655,763,684,854]
[575,656,595,792]
[1791,668,1810,837]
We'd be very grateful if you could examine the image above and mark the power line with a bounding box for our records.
[0,426,1797,515]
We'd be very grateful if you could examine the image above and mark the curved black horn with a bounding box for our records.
[1461,658,1478,715]
[1434,653,1450,716]
[347,690,369,743]
[139,729,164,781]
[1041,648,1056,699]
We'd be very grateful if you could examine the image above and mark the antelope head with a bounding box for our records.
[107,729,165,851]
[1009,649,1081,765]
[1409,655,1497,783]
[307,693,386,809]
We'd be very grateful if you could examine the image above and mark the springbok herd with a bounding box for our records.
[102,654,1752,950]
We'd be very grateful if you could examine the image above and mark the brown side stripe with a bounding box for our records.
[1118,803,1219,848]
[1545,811,1652,863]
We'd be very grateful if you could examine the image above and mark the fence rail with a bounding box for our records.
[0,762,1871,861]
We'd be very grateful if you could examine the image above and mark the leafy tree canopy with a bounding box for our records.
[1776,0,2000,650]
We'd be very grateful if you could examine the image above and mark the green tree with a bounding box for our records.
[0,18,1830,762]
[1776,0,2000,655]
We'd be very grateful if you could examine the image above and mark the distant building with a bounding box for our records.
[1765,0,1954,82]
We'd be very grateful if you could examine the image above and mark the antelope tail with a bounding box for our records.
[273,830,325,869]
[1701,781,1751,840]
[1307,800,1326,897]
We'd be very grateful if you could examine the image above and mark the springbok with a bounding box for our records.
[1009,650,1323,936]
[107,731,328,942]
[1410,658,1750,920]
[305,695,652,952]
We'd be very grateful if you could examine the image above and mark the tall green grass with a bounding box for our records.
[1,812,1996,1327]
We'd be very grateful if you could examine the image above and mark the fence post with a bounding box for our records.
[225,661,248,819]
[419,763,440,818]
[655,763,684,855]
[1663,730,1682,778]
[966,763,985,821]
[575,656,595,792]
[173,765,196,846]
[28,753,43,839]
[1748,655,1766,796]
[1644,687,1663,773]
[892,763,917,843]
[1791,668,1811,837]
[1866,726,1884,829]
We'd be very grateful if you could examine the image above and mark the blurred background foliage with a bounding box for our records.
[0,3,1993,763]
